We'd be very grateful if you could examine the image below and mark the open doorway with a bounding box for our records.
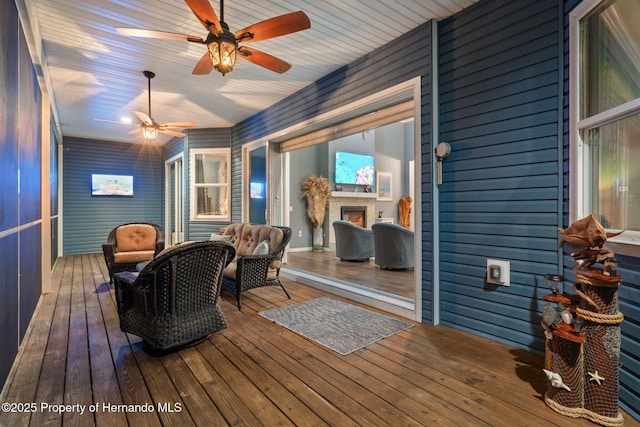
[165,154,184,246]
[242,142,268,224]
[247,78,422,320]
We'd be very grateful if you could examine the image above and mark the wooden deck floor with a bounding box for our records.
[1,253,636,426]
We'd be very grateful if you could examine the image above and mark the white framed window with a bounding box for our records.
[189,148,230,221]
[570,0,640,254]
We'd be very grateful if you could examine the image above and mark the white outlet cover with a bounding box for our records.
[487,259,510,286]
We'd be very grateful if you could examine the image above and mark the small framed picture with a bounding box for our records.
[376,172,392,201]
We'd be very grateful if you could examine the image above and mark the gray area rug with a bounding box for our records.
[259,297,413,355]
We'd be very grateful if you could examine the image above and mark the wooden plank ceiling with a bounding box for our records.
[19,0,478,144]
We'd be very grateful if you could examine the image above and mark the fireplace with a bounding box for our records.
[341,206,367,228]
[328,193,376,245]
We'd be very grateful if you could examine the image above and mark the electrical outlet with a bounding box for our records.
[487,259,510,286]
[298,230,302,237]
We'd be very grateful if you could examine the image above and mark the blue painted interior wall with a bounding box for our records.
[0,0,43,388]
[62,137,163,255]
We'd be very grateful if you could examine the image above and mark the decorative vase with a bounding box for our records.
[312,228,324,251]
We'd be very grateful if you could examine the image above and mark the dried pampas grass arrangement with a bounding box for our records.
[301,175,331,228]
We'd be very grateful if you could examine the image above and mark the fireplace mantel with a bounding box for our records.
[331,191,377,199]
[328,194,377,244]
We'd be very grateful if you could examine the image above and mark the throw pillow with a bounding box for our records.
[252,240,270,255]
[210,233,232,242]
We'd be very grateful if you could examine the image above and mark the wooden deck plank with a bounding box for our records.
[60,255,95,426]
[196,339,295,426]
[86,254,129,427]
[220,301,416,427]
[97,266,163,427]
[232,296,490,426]
[179,345,263,426]
[213,326,332,426]
[215,328,352,427]
[28,255,75,427]
[128,345,196,427]
[159,352,227,426]
[0,257,67,427]
[1,254,638,427]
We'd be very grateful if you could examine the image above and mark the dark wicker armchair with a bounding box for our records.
[221,225,292,310]
[113,240,235,352]
[102,222,165,284]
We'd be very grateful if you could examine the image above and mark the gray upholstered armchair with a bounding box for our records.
[333,220,374,261]
[113,240,235,352]
[371,222,414,270]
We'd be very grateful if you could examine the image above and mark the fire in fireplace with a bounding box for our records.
[341,206,367,228]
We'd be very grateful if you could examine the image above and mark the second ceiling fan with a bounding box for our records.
[117,0,311,75]
[132,70,196,139]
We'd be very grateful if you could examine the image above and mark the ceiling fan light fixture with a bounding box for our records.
[142,125,159,140]
[208,27,237,76]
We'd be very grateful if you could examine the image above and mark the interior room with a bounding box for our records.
[2,0,640,425]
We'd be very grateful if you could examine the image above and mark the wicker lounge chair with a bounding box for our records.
[113,240,235,352]
[221,224,292,310]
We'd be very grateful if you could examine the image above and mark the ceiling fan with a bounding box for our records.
[97,70,197,140]
[116,0,311,75]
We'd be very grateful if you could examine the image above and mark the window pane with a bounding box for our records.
[581,0,640,118]
[195,186,229,216]
[194,153,228,184]
[584,112,640,230]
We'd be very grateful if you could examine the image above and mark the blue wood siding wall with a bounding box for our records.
[184,128,232,241]
[561,0,639,419]
[164,135,184,160]
[62,137,163,255]
[231,22,434,321]
[437,0,562,349]
[0,0,43,388]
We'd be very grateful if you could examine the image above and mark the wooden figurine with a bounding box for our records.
[398,196,412,228]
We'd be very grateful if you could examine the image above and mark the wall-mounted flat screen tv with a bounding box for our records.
[250,181,265,199]
[91,174,134,196]
[334,151,375,186]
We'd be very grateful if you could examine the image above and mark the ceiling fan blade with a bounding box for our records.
[192,51,214,75]
[235,11,310,43]
[133,111,153,126]
[159,128,186,137]
[159,121,197,128]
[127,128,142,135]
[238,46,291,74]
[184,0,223,33]
[116,27,204,43]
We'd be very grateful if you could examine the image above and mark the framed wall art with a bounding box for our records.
[376,171,392,201]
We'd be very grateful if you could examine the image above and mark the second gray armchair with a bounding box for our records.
[371,222,414,270]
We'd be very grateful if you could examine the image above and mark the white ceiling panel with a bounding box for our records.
[19,0,478,144]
